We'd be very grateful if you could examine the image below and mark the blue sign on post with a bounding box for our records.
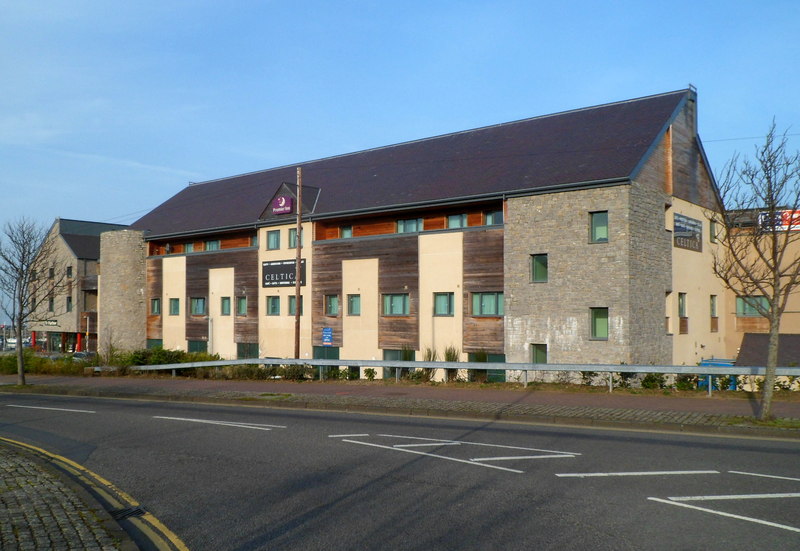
[322,327,333,346]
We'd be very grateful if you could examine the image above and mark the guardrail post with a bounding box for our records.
[608,373,613,393]
[171,369,176,378]
[524,370,528,388]
[319,366,323,381]
[396,367,400,382]
[707,375,712,397]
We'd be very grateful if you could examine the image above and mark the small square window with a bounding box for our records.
[205,240,220,251]
[250,235,258,247]
[266,296,280,316]
[678,292,687,318]
[220,296,231,316]
[66,266,73,278]
[185,243,194,253]
[48,268,55,279]
[590,211,609,243]
[383,293,410,316]
[531,254,548,283]
[347,294,361,316]
[447,214,467,229]
[48,297,54,312]
[736,296,768,317]
[151,298,161,315]
[66,296,73,312]
[288,295,303,315]
[590,307,609,340]
[341,226,353,238]
[325,295,339,316]
[169,298,180,315]
[485,210,503,225]
[288,228,303,249]
[190,297,206,315]
[531,343,547,364]
[236,297,247,316]
[472,292,504,316]
[433,292,454,316]
[397,219,422,233]
[267,230,280,250]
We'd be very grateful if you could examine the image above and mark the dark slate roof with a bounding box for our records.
[132,90,690,237]
[55,219,128,260]
[736,333,800,367]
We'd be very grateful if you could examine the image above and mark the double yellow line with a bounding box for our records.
[1,436,189,551]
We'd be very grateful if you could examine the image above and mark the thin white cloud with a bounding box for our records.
[32,146,202,180]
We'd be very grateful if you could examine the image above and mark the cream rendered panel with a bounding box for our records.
[670,198,729,365]
[258,223,313,359]
[209,267,235,359]
[162,256,186,351]
[419,233,464,367]
[341,258,379,366]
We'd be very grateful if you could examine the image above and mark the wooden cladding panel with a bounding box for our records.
[312,235,419,349]
[184,249,259,342]
[736,316,769,334]
[462,229,504,353]
[146,258,163,340]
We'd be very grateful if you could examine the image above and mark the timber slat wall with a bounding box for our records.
[463,228,504,353]
[313,235,419,350]
[146,259,163,340]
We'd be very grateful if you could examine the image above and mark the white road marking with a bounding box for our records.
[6,404,95,414]
[377,434,580,456]
[394,442,461,448]
[473,454,576,462]
[341,439,524,473]
[556,470,719,478]
[648,497,800,533]
[668,493,800,502]
[730,470,800,482]
[153,416,286,430]
[328,434,369,438]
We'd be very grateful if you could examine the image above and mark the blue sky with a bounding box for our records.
[1,0,799,229]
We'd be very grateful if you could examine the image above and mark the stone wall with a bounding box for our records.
[98,230,146,354]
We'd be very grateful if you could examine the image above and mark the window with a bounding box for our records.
[447,214,467,229]
[220,296,231,316]
[48,297,54,312]
[205,240,220,251]
[66,266,73,278]
[250,235,258,247]
[151,298,161,315]
[266,296,280,316]
[710,220,718,243]
[185,243,194,253]
[678,292,687,318]
[66,296,73,312]
[710,295,717,318]
[288,228,303,248]
[347,294,361,316]
[397,218,422,233]
[485,210,503,225]
[190,297,206,315]
[48,267,54,279]
[530,254,548,283]
[433,292,454,316]
[169,298,180,315]
[237,343,259,359]
[590,211,608,243]
[736,296,768,317]
[531,343,547,364]
[325,295,339,316]
[590,307,609,340]
[187,340,207,353]
[267,230,280,250]
[288,295,303,315]
[236,297,247,316]
[383,293,410,316]
[340,226,353,238]
[472,292,504,316]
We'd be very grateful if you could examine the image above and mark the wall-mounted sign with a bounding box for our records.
[322,327,333,346]
[758,210,800,231]
[262,259,305,287]
[673,213,702,252]
[271,196,294,215]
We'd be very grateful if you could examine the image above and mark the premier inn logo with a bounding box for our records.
[272,196,294,215]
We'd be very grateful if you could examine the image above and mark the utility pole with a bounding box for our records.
[294,166,303,359]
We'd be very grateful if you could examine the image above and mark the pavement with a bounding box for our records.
[1,373,799,550]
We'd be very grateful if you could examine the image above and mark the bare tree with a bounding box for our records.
[712,122,800,420]
[0,218,68,385]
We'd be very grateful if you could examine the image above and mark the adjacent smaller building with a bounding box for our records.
[29,218,128,353]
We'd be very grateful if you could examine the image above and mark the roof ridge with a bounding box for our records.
[189,89,691,187]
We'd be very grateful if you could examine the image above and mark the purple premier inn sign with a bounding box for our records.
[272,196,294,215]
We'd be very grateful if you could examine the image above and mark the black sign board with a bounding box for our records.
[262,259,306,287]
[673,213,702,252]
